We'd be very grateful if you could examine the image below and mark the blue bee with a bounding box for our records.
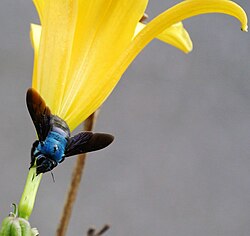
[26,88,114,175]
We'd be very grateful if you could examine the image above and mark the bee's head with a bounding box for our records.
[35,154,57,175]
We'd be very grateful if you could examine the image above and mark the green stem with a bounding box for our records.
[18,166,42,220]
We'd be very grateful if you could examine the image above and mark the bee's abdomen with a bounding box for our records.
[50,115,70,139]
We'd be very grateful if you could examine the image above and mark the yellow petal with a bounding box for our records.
[32,0,247,131]
[135,22,193,53]
[56,0,148,128]
[35,0,79,113]
[67,0,247,130]
[30,24,41,90]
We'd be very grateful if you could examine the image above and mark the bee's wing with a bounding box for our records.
[26,88,52,141]
[64,131,114,157]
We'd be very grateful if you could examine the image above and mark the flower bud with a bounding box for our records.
[0,213,39,236]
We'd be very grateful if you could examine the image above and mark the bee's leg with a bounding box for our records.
[30,140,39,169]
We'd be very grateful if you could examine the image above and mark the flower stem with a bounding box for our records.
[56,112,98,236]
[18,167,42,220]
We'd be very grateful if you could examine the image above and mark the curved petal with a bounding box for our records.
[135,22,193,53]
[65,0,247,131]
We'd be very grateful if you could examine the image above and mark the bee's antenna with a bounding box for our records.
[51,171,55,183]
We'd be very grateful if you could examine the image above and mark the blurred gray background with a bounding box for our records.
[0,1,250,235]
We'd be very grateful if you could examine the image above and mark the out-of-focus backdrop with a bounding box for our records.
[0,1,250,236]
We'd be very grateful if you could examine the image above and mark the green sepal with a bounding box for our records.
[10,218,21,236]
[0,217,13,235]
[19,218,31,236]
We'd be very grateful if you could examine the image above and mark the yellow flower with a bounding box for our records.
[31,0,247,131]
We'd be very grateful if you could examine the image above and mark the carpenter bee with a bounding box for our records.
[26,88,114,175]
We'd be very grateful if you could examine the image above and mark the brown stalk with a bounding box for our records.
[56,112,98,236]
